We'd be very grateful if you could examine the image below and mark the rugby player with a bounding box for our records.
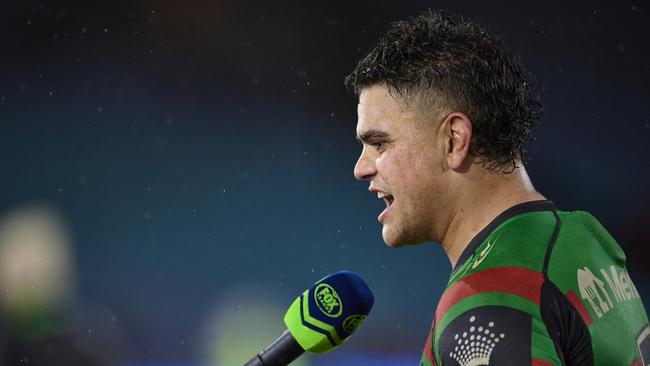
[346,11,649,365]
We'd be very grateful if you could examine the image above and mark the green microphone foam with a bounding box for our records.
[283,271,374,353]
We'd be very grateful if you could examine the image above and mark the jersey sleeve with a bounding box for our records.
[436,304,562,366]
[424,267,566,366]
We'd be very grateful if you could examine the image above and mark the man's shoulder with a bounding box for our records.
[450,208,620,283]
[452,209,558,282]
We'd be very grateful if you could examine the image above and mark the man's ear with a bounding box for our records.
[444,112,473,170]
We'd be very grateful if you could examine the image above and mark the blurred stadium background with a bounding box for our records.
[1,0,648,365]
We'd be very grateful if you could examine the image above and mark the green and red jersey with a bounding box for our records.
[420,200,649,366]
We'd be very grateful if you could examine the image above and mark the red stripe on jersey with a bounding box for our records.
[532,358,556,366]
[565,290,593,326]
[422,328,437,365]
[629,358,642,366]
[435,267,543,325]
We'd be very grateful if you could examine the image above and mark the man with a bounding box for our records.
[345,11,649,366]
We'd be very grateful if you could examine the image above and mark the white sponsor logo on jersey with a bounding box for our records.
[449,315,505,366]
[577,265,640,319]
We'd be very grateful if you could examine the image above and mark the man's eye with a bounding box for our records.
[371,141,385,150]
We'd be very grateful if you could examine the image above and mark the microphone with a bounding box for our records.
[243,271,374,366]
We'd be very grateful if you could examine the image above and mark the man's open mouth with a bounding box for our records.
[377,192,394,207]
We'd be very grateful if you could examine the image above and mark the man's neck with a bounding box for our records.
[440,166,546,268]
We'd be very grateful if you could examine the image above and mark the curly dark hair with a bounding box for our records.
[345,10,542,173]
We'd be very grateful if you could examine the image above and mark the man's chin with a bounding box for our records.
[383,239,403,248]
[382,226,416,248]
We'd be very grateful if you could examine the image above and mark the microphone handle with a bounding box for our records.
[243,329,305,366]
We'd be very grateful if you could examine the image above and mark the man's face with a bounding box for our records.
[354,84,450,246]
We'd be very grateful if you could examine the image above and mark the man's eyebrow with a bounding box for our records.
[356,129,390,143]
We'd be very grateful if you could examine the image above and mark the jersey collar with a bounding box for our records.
[451,200,558,277]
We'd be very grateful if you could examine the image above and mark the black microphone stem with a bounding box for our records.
[243,329,304,366]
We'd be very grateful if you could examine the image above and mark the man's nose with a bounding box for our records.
[354,152,377,181]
